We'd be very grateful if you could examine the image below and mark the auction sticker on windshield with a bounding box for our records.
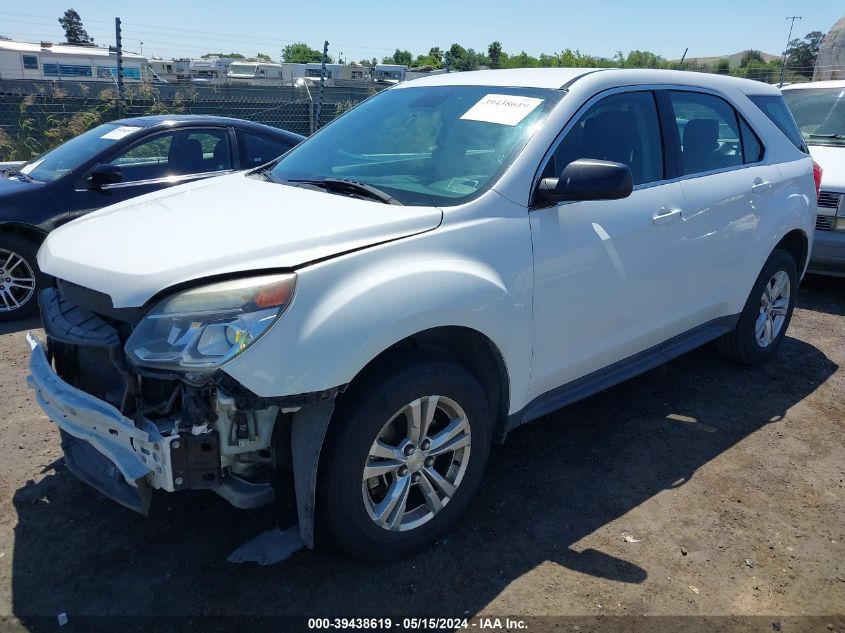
[460,94,544,126]
[101,126,142,140]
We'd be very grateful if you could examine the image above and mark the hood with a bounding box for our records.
[39,172,443,307]
[807,144,845,192]
[0,174,36,195]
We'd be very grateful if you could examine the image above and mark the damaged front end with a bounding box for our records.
[27,284,337,539]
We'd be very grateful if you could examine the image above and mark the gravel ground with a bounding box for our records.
[0,276,843,632]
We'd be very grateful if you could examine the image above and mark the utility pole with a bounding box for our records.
[779,15,802,87]
[115,17,125,116]
[316,40,329,130]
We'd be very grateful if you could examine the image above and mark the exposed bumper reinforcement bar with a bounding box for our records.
[26,333,176,514]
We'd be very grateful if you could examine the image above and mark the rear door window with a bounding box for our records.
[750,94,808,153]
[240,132,294,167]
[668,91,753,176]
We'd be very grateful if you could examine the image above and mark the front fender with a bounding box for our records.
[223,200,534,413]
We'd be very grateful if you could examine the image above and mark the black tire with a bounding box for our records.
[0,233,44,322]
[318,357,492,561]
[716,249,798,365]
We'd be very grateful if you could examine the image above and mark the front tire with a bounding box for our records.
[0,234,43,322]
[318,358,492,561]
[716,248,798,365]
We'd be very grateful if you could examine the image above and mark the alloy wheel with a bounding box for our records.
[362,395,471,532]
[755,270,790,348]
[0,249,36,314]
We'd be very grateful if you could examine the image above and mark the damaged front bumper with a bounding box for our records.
[26,333,178,514]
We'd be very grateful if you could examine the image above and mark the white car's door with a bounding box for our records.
[528,90,689,402]
[665,89,781,322]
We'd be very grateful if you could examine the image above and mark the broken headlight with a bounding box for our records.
[125,273,296,371]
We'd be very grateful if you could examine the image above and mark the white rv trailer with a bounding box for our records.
[226,61,288,86]
[373,63,407,83]
[302,63,368,86]
[0,39,146,83]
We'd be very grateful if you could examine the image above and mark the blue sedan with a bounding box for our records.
[0,115,303,320]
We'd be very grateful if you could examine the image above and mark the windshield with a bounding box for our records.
[782,87,845,146]
[269,85,564,206]
[14,122,143,183]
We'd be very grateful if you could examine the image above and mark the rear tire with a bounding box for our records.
[716,249,797,365]
[0,234,43,322]
[318,357,492,561]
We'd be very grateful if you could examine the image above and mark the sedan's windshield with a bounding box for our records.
[13,122,143,183]
[782,87,845,146]
[269,85,564,206]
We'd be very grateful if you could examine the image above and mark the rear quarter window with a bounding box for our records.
[749,95,808,153]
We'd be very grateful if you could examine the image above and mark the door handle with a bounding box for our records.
[653,207,682,225]
[751,179,772,193]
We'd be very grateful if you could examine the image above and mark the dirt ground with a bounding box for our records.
[0,276,843,632]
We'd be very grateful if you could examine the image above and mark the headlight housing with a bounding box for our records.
[125,273,296,372]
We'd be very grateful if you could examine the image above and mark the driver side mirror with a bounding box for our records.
[88,163,123,189]
[536,158,633,205]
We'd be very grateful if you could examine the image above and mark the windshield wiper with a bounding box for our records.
[808,133,845,139]
[4,170,35,183]
[288,178,402,205]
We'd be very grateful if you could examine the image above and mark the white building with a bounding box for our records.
[0,39,146,82]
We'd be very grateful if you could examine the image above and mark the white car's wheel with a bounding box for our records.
[318,358,492,560]
[717,249,798,365]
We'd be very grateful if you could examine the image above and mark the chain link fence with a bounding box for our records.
[0,80,379,161]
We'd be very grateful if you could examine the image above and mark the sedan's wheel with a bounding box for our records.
[362,395,471,532]
[0,235,43,322]
[717,248,797,365]
[319,358,491,560]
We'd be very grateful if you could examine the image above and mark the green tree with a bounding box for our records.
[739,59,772,82]
[58,9,94,46]
[282,42,326,63]
[256,52,273,62]
[713,58,730,74]
[786,31,825,78]
[201,52,245,59]
[390,49,412,66]
[502,51,539,69]
[740,49,764,67]
[622,50,665,68]
[487,41,502,69]
[428,47,443,65]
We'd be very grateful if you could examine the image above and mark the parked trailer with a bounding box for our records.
[0,39,146,83]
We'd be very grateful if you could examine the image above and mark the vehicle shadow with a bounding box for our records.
[10,332,837,625]
[798,274,845,317]
[0,315,41,337]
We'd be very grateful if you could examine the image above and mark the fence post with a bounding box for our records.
[115,17,125,117]
[309,100,315,135]
[316,40,329,130]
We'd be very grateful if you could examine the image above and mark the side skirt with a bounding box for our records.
[507,314,739,432]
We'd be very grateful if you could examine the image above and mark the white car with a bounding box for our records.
[781,81,845,276]
[27,68,816,560]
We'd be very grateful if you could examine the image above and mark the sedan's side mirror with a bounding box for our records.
[536,158,633,205]
[89,163,123,189]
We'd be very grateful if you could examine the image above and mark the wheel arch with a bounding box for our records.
[0,222,48,247]
[774,228,809,277]
[337,325,511,444]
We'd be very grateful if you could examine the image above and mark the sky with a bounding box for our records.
[0,1,842,63]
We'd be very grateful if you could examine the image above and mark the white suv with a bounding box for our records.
[781,81,845,276]
[27,69,816,560]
